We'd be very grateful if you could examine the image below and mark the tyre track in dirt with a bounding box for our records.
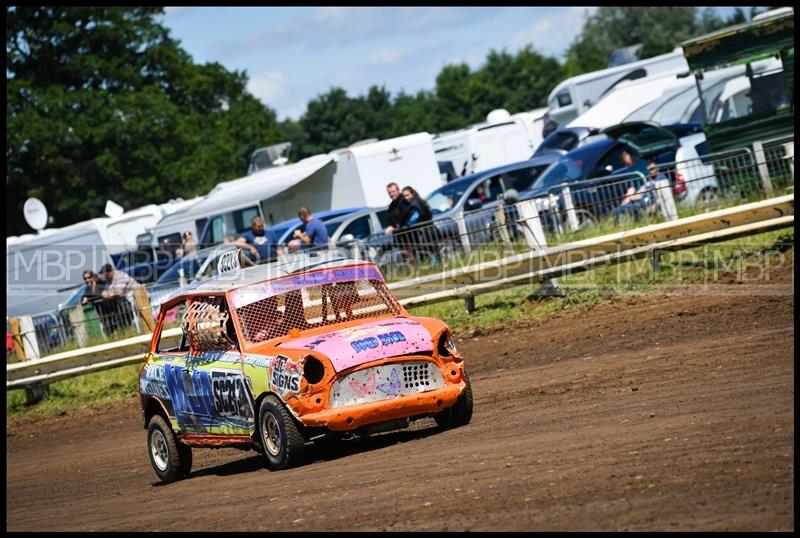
[6,270,793,531]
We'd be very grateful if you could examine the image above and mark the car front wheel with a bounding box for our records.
[258,395,306,471]
[147,415,192,483]
[435,373,473,429]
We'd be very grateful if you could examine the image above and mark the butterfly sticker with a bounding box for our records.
[349,372,376,398]
[377,368,401,397]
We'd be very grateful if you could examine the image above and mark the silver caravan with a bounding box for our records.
[433,109,537,179]
[547,48,688,127]
[152,132,443,249]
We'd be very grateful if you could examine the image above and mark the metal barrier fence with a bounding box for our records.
[7,136,794,362]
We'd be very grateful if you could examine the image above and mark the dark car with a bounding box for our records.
[531,126,603,159]
[521,122,708,228]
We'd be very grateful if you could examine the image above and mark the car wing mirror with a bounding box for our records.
[465,198,483,211]
[338,233,356,246]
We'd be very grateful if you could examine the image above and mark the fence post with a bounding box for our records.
[455,211,471,255]
[18,315,40,360]
[464,295,475,314]
[68,306,88,348]
[783,142,794,180]
[14,315,50,404]
[515,199,547,251]
[752,141,774,195]
[9,317,25,362]
[561,185,580,232]
[133,285,155,333]
[494,201,512,245]
[654,178,679,221]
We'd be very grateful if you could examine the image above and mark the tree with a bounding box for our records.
[564,7,729,76]
[6,7,282,235]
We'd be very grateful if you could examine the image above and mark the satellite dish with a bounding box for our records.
[105,200,124,218]
[23,197,48,231]
[486,108,511,124]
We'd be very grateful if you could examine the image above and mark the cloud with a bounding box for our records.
[210,7,500,59]
[246,70,288,104]
[367,48,413,65]
[509,7,596,58]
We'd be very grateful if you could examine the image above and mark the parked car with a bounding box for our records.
[522,121,717,228]
[114,246,174,284]
[422,158,555,246]
[530,126,603,159]
[139,253,472,482]
[271,207,367,246]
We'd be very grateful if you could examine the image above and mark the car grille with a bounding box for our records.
[329,360,445,409]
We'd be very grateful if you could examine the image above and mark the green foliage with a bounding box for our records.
[564,7,731,76]
[6,6,282,235]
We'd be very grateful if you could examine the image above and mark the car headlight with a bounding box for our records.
[438,331,457,356]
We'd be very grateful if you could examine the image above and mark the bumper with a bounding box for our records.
[299,380,466,431]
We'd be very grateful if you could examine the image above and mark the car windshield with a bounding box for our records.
[232,265,402,342]
[531,145,598,191]
[426,178,473,214]
[537,131,579,154]
[156,254,206,284]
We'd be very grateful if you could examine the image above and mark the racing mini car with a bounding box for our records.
[139,251,472,482]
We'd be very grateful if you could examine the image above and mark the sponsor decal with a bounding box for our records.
[212,371,253,419]
[351,331,406,353]
[270,355,302,395]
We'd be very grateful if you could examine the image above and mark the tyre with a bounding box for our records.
[435,373,473,429]
[574,209,595,230]
[258,395,305,471]
[697,187,719,206]
[147,414,191,483]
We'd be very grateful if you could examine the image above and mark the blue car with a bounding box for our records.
[424,157,554,242]
[521,122,706,228]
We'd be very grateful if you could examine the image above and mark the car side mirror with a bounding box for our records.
[338,233,356,246]
[465,198,483,211]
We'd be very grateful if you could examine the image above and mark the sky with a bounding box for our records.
[160,6,743,122]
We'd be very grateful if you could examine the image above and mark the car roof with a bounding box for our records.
[321,206,383,226]
[164,250,367,299]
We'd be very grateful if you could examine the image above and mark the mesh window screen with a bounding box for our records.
[236,279,401,342]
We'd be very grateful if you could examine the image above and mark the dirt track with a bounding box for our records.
[6,268,794,531]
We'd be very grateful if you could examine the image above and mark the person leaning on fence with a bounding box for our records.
[293,207,329,250]
[100,263,136,333]
[613,159,664,224]
[81,270,114,335]
[235,216,283,264]
[397,186,435,265]
[182,231,198,255]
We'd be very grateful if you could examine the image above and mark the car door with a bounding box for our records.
[158,296,254,436]
[462,176,503,236]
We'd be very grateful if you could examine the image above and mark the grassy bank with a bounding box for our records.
[7,229,793,424]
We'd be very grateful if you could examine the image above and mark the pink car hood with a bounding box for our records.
[280,317,433,373]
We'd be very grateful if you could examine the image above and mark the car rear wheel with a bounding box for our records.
[435,373,473,429]
[147,415,191,483]
[697,187,719,206]
[258,395,305,471]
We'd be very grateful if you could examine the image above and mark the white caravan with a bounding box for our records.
[433,109,536,179]
[153,132,443,248]
[6,205,167,317]
[547,48,688,126]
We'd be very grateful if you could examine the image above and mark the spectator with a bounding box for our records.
[100,263,136,333]
[401,186,432,227]
[81,270,114,335]
[182,231,198,255]
[384,182,411,236]
[614,149,648,177]
[293,207,329,249]
[235,216,283,264]
[614,160,664,224]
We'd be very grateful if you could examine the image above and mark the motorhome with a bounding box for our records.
[547,48,688,127]
[433,109,537,179]
[6,205,167,317]
[152,132,443,249]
